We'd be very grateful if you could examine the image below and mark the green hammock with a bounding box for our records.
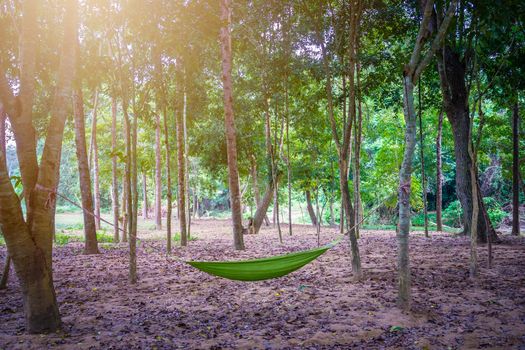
[186,240,339,281]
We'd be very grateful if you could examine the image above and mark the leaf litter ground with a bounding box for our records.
[1,219,524,349]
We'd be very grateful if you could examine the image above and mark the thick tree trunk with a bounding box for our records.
[220,0,244,250]
[512,101,520,236]
[305,190,318,226]
[0,254,11,289]
[0,0,79,332]
[73,88,99,254]
[90,90,101,230]
[111,97,119,242]
[436,110,443,231]
[142,171,148,219]
[155,113,162,230]
[437,47,496,243]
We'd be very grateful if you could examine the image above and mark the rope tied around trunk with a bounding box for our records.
[35,184,57,209]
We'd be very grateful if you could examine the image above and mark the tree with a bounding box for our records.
[397,0,457,310]
[435,109,443,231]
[89,89,101,230]
[512,101,520,235]
[0,0,78,332]
[220,0,245,250]
[111,96,120,242]
[72,86,99,254]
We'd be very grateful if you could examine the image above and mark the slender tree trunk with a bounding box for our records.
[90,90,101,230]
[111,97,119,242]
[305,190,318,226]
[142,171,148,218]
[121,175,128,243]
[123,99,135,282]
[163,108,173,253]
[512,101,520,235]
[176,94,187,247]
[73,88,99,254]
[468,119,479,278]
[252,176,279,234]
[0,254,11,289]
[418,80,429,237]
[130,89,139,284]
[183,91,191,239]
[436,110,443,231]
[220,0,244,250]
[315,188,321,246]
[155,113,162,230]
[398,74,418,311]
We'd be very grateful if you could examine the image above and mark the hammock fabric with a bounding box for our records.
[186,241,338,281]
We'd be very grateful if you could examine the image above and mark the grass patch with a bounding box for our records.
[171,232,198,242]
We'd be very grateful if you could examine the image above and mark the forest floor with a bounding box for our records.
[1,219,525,349]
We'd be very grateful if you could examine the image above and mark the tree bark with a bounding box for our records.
[220,0,244,250]
[183,91,191,240]
[73,88,99,254]
[252,176,279,234]
[142,171,148,218]
[90,90,101,230]
[0,254,11,289]
[0,0,79,332]
[305,190,318,226]
[418,79,429,237]
[436,46,496,243]
[111,97,120,242]
[512,101,520,235]
[176,96,188,247]
[0,109,6,169]
[123,98,135,282]
[163,108,173,252]
[155,112,162,230]
[436,110,443,231]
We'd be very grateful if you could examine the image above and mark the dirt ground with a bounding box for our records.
[1,219,524,349]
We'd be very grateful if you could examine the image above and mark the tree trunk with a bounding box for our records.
[0,254,11,289]
[123,98,136,283]
[111,97,120,242]
[163,108,173,253]
[73,88,99,254]
[0,109,6,169]
[398,74,418,311]
[468,123,479,278]
[435,110,443,231]
[121,175,128,243]
[220,0,244,250]
[252,177,278,234]
[142,171,148,218]
[418,80,429,237]
[305,190,318,226]
[512,101,520,235]
[90,90,101,230]
[155,113,162,230]
[183,91,191,240]
[437,47,496,243]
[0,0,78,332]
[176,96,188,247]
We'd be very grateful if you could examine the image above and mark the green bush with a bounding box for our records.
[96,230,114,243]
[411,212,437,227]
[441,197,507,228]
[442,200,463,227]
[483,197,507,227]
